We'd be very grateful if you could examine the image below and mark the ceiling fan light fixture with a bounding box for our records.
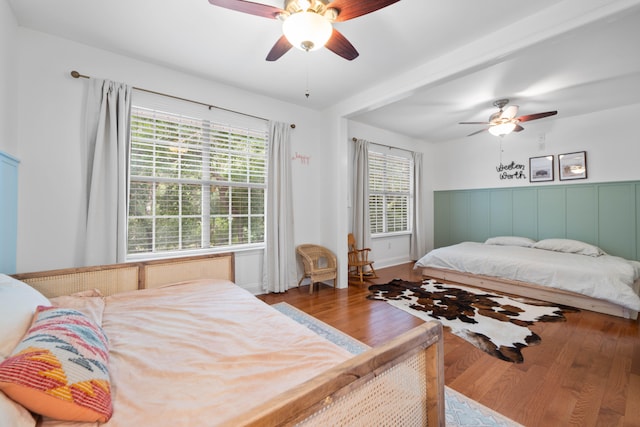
[488,122,517,136]
[282,11,332,52]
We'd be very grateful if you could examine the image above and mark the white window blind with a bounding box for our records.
[127,91,268,257]
[368,150,412,234]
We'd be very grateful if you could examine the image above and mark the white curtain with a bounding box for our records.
[262,121,297,293]
[84,79,132,266]
[410,151,427,260]
[351,138,371,250]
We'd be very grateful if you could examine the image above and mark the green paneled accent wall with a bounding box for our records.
[0,151,19,274]
[489,190,512,236]
[434,181,640,261]
[598,183,636,260]
[512,189,537,238]
[537,187,566,238]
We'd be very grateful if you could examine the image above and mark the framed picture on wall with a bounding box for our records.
[529,155,554,182]
[559,151,587,180]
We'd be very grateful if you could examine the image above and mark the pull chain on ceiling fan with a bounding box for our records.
[208,0,401,61]
[459,99,558,137]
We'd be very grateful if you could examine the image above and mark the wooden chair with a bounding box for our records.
[347,233,378,284]
[296,244,337,294]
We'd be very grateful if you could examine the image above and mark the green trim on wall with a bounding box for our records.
[0,151,20,274]
[434,181,640,261]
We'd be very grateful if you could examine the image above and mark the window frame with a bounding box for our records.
[125,94,269,261]
[368,148,414,237]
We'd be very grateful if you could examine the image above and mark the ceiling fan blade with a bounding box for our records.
[325,29,359,60]
[266,36,293,61]
[517,111,558,123]
[467,128,488,137]
[459,121,490,125]
[326,0,401,22]
[208,0,283,19]
[513,124,524,132]
[501,105,519,120]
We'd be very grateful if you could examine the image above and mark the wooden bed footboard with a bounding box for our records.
[223,321,445,427]
[11,253,235,298]
[422,267,639,320]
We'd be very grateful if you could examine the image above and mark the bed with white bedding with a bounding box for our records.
[415,238,640,320]
[1,254,445,427]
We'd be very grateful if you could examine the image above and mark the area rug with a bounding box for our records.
[367,278,578,363]
[271,302,523,427]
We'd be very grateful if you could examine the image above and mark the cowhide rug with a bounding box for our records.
[367,279,578,363]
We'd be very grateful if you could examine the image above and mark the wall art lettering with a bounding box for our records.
[291,152,310,165]
[496,161,526,180]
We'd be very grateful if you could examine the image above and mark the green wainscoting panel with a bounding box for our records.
[0,151,19,274]
[433,181,640,260]
[450,192,469,244]
[489,190,512,237]
[468,191,490,243]
[537,187,566,239]
[566,186,597,243]
[512,189,537,239]
[598,183,636,260]
[637,183,640,261]
[433,191,451,248]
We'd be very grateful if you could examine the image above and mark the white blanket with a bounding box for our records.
[415,242,640,311]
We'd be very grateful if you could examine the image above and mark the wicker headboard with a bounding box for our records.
[11,253,235,298]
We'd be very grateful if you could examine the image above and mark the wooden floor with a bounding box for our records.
[258,263,640,427]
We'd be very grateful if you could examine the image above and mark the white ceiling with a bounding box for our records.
[8,0,640,142]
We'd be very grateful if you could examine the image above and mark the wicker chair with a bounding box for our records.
[347,233,378,285]
[296,244,337,294]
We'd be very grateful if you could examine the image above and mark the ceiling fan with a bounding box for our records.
[208,0,401,61]
[459,99,558,137]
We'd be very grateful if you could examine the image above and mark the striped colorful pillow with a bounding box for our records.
[0,306,112,422]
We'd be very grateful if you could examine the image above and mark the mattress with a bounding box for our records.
[41,279,353,427]
[415,242,640,311]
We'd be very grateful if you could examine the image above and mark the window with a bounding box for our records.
[368,150,413,235]
[127,94,268,258]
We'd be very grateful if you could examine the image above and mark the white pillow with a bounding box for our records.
[533,238,606,257]
[0,274,51,359]
[485,236,536,248]
[0,392,36,427]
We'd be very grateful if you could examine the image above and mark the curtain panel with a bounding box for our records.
[410,151,426,260]
[351,138,371,250]
[262,121,297,293]
[84,79,132,266]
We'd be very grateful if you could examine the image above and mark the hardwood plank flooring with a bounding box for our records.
[258,262,640,427]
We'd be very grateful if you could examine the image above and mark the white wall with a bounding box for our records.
[347,120,435,268]
[0,0,18,155]
[14,28,333,294]
[432,103,640,190]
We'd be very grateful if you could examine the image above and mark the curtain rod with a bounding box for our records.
[70,71,295,129]
[351,137,414,154]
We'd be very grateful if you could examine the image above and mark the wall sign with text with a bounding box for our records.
[496,161,526,180]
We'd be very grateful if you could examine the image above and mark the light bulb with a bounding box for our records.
[488,122,517,136]
[282,12,332,52]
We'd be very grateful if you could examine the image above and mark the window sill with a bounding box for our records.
[371,231,412,239]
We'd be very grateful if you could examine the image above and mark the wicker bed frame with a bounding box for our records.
[421,266,639,321]
[12,254,445,426]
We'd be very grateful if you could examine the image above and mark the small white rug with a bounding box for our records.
[272,302,523,427]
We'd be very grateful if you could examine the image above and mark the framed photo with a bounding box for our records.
[558,151,587,181]
[529,155,554,182]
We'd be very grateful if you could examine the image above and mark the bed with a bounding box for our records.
[415,237,640,320]
[1,253,444,427]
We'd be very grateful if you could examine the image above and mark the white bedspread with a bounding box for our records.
[415,242,640,311]
[42,280,352,427]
